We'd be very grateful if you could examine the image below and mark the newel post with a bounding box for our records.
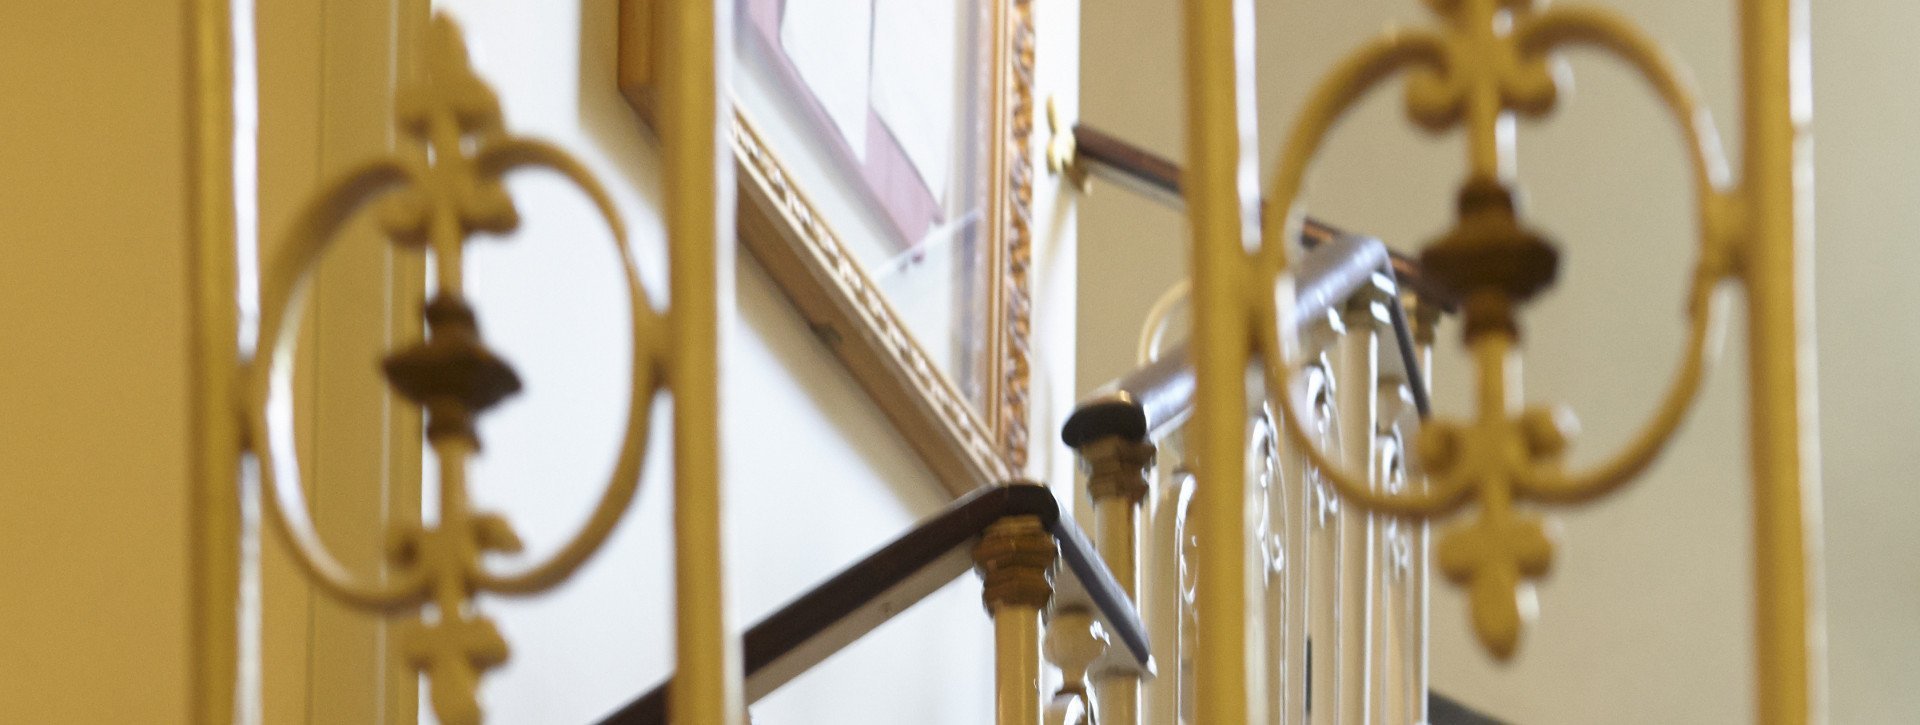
[976,514,1058,725]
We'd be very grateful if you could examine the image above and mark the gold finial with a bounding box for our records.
[1080,437,1155,505]
[974,515,1058,613]
[1045,96,1087,191]
[1418,177,1559,341]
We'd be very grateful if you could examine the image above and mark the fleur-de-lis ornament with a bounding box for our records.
[245,15,666,723]
[1249,0,1738,658]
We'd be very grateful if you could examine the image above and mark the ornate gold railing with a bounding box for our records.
[179,0,1820,722]
[188,6,740,725]
[242,18,666,722]
[1172,0,1820,722]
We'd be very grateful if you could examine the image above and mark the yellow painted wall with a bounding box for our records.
[0,3,194,721]
[253,0,424,721]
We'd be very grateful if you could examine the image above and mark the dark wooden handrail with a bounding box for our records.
[595,483,1151,725]
[1073,125,1502,725]
[1073,123,1458,312]
[1063,124,1450,449]
[1063,232,1434,448]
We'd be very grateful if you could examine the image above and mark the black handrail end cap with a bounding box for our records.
[1060,398,1147,449]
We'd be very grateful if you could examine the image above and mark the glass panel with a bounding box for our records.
[734,0,996,411]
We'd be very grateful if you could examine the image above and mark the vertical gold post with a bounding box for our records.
[186,0,242,721]
[976,515,1057,725]
[1182,0,1258,721]
[660,0,741,723]
[1082,437,1154,725]
[1740,0,1824,722]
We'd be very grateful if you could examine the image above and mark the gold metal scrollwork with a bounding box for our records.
[1250,0,1738,658]
[242,16,663,723]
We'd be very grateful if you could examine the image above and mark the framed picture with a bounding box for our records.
[618,0,1036,492]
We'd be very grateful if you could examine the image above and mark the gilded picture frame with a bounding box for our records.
[618,0,1035,494]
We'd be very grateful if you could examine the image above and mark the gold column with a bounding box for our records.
[1181,0,1259,720]
[186,0,242,720]
[1082,437,1155,725]
[1739,0,1824,721]
[976,515,1058,725]
[659,0,742,722]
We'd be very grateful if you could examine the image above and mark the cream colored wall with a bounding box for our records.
[1080,1,1917,722]
[0,3,195,722]
[426,0,1080,722]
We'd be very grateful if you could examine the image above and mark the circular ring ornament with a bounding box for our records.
[1244,0,1740,658]
[240,16,665,724]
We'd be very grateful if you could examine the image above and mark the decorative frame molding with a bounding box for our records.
[618,0,1037,494]
[732,114,1012,493]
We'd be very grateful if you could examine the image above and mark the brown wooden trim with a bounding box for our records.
[595,483,1150,725]
[1071,122,1459,313]
[1064,234,1435,448]
[622,4,1038,498]
[733,113,1012,495]
[1074,123,1181,199]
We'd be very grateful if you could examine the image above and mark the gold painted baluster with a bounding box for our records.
[657,0,741,722]
[187,0,242,720]
[1180,0,1260,719]
[1739,0,1822,721]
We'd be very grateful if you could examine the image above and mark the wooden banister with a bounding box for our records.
[596,483,1151,725]
[1062,231,1435,449]
[1072,123,1458,312]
